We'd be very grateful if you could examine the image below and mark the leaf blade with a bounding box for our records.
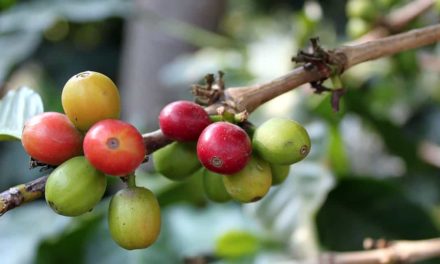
[0,86,44,141]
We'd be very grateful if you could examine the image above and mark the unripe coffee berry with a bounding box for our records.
[108,187,161,250]
[223,156,272,203]
[62,71,121,132]
[153,142,200,181]
[45,156,106,216]
[203,169,231,203]
[253,117,311,165]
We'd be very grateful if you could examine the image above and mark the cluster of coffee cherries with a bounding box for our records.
[21,71,159,250]
[154,100,311,203]
[20,70,311,250]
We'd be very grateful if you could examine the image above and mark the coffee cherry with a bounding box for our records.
[270,164,290,185]
[253,118,310,165]
[203,169,231,203]
[346,0,376,21]
[45,156,106,216]
[153,142,200,181]
[62,71,120,131]
[159,100,211,141]
[374,0,397,8]
[22,112,83,165]
[223,156,272,203]
[83,119,145,176]
[108,187,161,250]
[347,18,371,39]
[197,122,252,174]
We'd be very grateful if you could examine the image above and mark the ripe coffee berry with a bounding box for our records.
[22,112,83,165]
[197,122,252,174]
[83,119,145,176]
[159,100,211,141]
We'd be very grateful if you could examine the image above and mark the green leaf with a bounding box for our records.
[215,230,260,258]
[0,33,41,84]
[36,213,104,264]
[0,0,128,34]
[327,124,349,176]
[0,202,69,264]
[316,177,440,251]
[0,86,44,140]
[245,162,335,242]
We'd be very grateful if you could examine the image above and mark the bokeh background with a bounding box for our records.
[1,0,440,263]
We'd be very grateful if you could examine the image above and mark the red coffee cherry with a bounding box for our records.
[22,112,83,165]
[159,100,211,141]
[83,119,145,176]
[197,122,252,175]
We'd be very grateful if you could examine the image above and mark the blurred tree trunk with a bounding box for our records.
[119,0,226,130]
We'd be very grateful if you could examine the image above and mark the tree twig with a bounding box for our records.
[318,238,440,264]
[356,0,435,43]
[225,24,440,113]
[383,0,434,32]
[0,175,47,216]
[182,238,440,264]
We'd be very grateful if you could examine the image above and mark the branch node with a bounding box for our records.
[292,38,349,112]
[192,71,225,106]
[29,157,55,172]
[293,37,346,76]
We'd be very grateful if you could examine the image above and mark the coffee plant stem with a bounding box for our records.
[318,238,440,264]
[357,0,435,42]
[0,175,47,216]
[126,174,136,188]
[225,24,440,113]
[186,238,440,264]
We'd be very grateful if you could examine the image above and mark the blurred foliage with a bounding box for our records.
[317,178,439,250]
[215,230,260,259]
[1,0,440,263]
[0,86,43,140]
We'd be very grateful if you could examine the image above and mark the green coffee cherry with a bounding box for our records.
[252,118,311,165]
[223,156,272,203]
[203,169,231,203]
[346,0,376,21]
[45,156,106,216]
[270,164,290,185]
[347,18,371,39]
[108,187,161,250]
[153,142,200,181]
[374,0,397,8]
[436,0,440,13]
